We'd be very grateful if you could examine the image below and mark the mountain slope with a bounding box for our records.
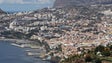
[53,0,112,8]
[0,9,6,14]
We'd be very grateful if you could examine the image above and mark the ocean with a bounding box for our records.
[0,41,50,63]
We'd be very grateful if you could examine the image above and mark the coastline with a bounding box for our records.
[0,38,33,43]
[0,38,49,62]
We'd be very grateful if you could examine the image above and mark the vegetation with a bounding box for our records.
[60,44,112,63]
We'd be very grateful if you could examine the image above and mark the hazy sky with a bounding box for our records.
[0,0,55,11]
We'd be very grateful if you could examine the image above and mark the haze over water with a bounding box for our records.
[0,0,54,12]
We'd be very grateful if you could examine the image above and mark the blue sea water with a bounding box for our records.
[0,41,50,63]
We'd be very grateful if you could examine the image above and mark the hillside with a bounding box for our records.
[53,0,112,8]
[0,9,6,14]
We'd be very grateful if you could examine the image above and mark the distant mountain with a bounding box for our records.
[0,9,6,14]
[53,0,112,8]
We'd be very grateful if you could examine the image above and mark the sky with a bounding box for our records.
[0,0,55,12]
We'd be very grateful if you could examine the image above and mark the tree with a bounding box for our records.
[109,45,112,50]
[94,58,102,63]
[84,54,92,62]
[95,45,105,53]
[101,50,111,56]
